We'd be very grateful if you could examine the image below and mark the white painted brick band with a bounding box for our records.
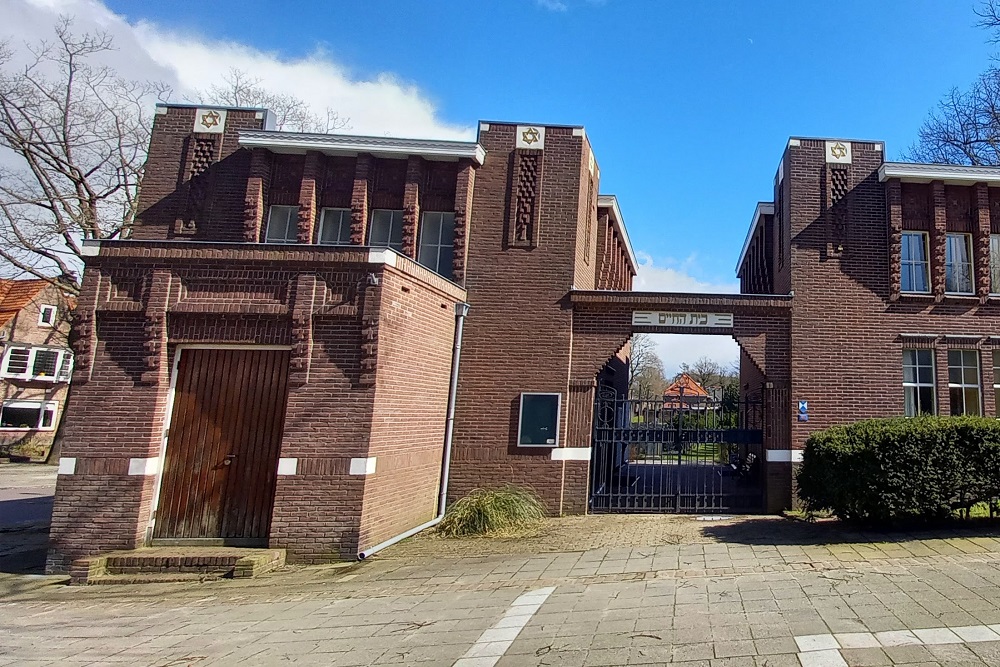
[766,449,804,463]
[276,458,298,476]
[349,457,377,476]
[550,447,591,461]
[127,457,160,476]
[57,457,76,475]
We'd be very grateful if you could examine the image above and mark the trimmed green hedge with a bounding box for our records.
[797,416,1000,523]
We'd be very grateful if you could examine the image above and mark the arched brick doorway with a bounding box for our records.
[566,291,794,513]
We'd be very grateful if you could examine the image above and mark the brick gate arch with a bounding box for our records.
[565,291,795,512]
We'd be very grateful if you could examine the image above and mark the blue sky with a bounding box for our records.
[11,0,994,371]
[100,0,994,287]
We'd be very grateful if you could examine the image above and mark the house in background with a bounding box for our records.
[662,373,714,409]
[0,279,74,461]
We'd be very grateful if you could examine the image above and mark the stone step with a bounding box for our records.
[70,547,285,585]
[85,572,227,585]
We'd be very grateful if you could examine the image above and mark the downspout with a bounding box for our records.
[358,301,470,560]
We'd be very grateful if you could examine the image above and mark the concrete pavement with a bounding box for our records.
[6,514,1000,665]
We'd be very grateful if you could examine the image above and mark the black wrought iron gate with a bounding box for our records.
[589,388,765,513]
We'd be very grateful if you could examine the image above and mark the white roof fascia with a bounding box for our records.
[239,131,486,166]
[879,162,1000,185]
[735,202,774,276]
[597,194,638,274]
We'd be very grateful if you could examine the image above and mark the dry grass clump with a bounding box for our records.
[437,486,546,538]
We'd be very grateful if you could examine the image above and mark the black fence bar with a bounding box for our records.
[589,391,765,514]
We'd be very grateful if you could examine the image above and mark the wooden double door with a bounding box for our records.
[153,348,290,543]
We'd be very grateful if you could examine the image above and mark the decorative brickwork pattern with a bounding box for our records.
[509,150,542,247]
[932,181,948,300]
[402,156,422,258]
[975,182,992,302]
[296,152,320,244]
[350,155,373,244]
[453,161,475,284]
[887,178,903,301]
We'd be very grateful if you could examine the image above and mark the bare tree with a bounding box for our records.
[198,68,350,133]
[628,333,667,399]
[908,1,1000,165]
[676,356,739,392]
[0,18,168,293]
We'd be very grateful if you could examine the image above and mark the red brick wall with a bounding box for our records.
[134,106,267,241]
[782,140,1000,453]
[449,124,590,513]
[358,264,459,552]
[47,242,464,570]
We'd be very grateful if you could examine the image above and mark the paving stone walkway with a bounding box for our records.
[6,514,1000,665]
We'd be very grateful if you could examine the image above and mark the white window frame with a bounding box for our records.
[903,348,935,416]
[264,205,300,244]
[368,209,405,252]
[0,400,58,431]
[317,207,352,246]
[948,349,982,416]
[900,231,930,294]
[0,346,74,382]
[517,392,562,448]
[945,232,974,295]
[37,304,57,327]
[417,211,456,278]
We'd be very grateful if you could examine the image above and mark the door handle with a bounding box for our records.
[223,454,237,466]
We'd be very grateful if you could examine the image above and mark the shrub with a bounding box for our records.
[437,486,546,537]
[797,416,1000,524]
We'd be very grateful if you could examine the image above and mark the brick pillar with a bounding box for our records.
[931,181,947,301]
[887,178,903,301]
[350,155,373,245]
[71,267,101,383]
[296,151,320,244]
[243,149,270,242]
[560,378,596,515]
[289,273,316,385]
[140,270,171,386]
[401,156,422,259]
[975,182,992,303]
[453,159,476,284]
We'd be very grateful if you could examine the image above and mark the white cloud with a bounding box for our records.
[536,0,569,10]
[633,252,741,377]
[12,0,473,140]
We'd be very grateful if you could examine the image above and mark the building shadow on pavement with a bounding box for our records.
[700,516,1000,546]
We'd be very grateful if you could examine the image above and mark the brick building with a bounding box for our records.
[0,279,74,461]
[49,103,984,571]
[738,137,1000,455]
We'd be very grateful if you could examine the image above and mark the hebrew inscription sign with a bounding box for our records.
[631,311,734,328]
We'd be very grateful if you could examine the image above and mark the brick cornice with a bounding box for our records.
[569,290,793,312]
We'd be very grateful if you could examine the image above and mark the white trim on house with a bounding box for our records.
[879,162,1000,185]
[0,346,73,382]
[597,194,638,275]
[239,130,486,165]
[736,202,775,276]
[0,399,58,431]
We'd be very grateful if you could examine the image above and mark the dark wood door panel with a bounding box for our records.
[154,348,290,541]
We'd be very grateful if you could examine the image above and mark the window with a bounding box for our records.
[264,205,300,244]
[517,393,561,447]
[417,212,455,279]
[0,400,57,430]
[992,235,1000,294]
[368,210,404,251]
[903,349,935,416]
[901,232,930,293]
[0,346,73,382]
[945,233,974,294]
[317,208,352,245]
[948,349,981,416]
[38,305,57,327]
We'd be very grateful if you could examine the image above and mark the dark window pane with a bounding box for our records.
[950,387,965,415]
[966,388,982,415]
[0,406,40,428]
[918,386,935,415]
[519,394,560,446]
[32,350,59,377]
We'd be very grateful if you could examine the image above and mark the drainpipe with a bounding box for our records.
[358,301,470,560]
